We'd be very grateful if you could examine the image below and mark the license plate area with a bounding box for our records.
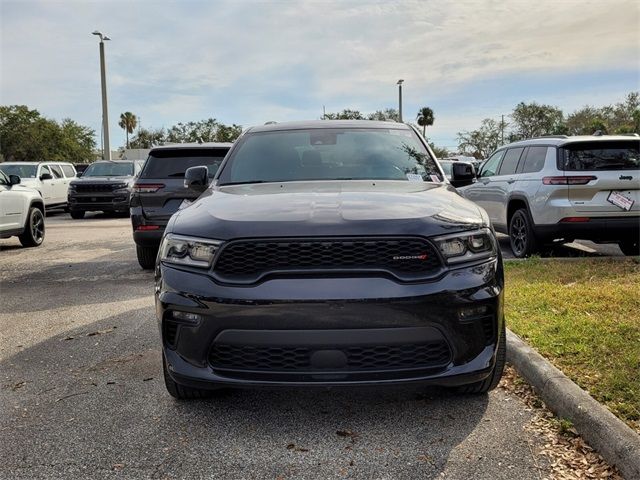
[607,191,635,211]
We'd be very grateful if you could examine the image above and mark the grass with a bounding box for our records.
[504,258,640,432]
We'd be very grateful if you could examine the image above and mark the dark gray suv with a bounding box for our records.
[155,120,505,400]
[130,143,232,269]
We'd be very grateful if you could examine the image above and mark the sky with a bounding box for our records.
[1,0,639,151]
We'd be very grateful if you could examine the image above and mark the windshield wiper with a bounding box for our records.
[220,180,268,186]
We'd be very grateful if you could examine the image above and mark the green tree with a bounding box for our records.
[565,106,606,135]
[323,109,365,120]
[128,127,166,149]
[166,118,243,143]
[416,107,435,138]
[368,108,399,122]
[118,112,138,148]
[510,102,565,140]
[457,118,502,159]
[216,123,243,142]
[428,142,449,158]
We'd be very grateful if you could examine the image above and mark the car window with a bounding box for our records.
[480,151,504,178]
[0,164,37,178]
[82,162,134,177]
[219,128,443,185]
[559,141,640,171]
[498,148,524,176]
[50,164,64,179]
[0,170,8,185]
[519,147,547,174]
[40,165,51,177]
[140,149,229,179]
[61,165,76,177]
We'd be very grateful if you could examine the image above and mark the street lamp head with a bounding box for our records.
[92,31,110,41]
[397,79,404,85]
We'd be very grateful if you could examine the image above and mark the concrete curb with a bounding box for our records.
[506,329,640,479]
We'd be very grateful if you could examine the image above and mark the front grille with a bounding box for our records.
[209,341,451,372]
[74,184,118,193]
[214,237,441,281]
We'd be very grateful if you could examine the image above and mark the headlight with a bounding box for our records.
[433,228,497,265]
[159,234,222,268]
[113,183,130,193]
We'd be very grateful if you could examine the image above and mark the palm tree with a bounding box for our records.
[416,107,435,138]
[118,112,138,149]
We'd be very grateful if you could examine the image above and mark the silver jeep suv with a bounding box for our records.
[460,135,639,257]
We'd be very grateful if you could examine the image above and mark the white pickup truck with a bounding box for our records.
[0,170,46,247]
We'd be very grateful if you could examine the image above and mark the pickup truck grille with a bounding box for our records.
[213,237,442,280]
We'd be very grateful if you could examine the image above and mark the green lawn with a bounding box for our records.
[504,258,640,432]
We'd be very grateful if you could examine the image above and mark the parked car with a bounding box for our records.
[67,160,143,219]
[459,135,640,257]
[156,120,502,400]
[130,143,232,269]
[0,162,76,209]
[0,170,46,247]
[438,159,476,187]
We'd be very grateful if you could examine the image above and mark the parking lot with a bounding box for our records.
[0,214,567,479]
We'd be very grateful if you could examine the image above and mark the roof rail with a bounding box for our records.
[531,135,569,139]
[617,133,639,137]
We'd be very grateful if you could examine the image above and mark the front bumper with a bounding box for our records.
[68,193,130,212]
[156,258,504,388]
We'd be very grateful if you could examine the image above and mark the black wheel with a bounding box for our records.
[456,321,506,394]
[18,207,45,247]
[619,239,640,256]
[509,209,538,258]
[163,354,215,400]
[70,210,85,219]
[136,245,158,270]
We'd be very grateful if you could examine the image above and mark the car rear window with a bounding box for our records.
[140,149,229,179]
[559,140,640,171]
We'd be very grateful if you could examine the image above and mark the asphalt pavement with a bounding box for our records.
[0,213,612,479]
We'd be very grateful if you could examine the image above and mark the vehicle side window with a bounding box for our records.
[50,165,64,178]
[498,148,524,176]
[0,171,7,185]
[61,165,75,177]
[39,165,51,178]
[480,151,504,178]
[519,147,547,174]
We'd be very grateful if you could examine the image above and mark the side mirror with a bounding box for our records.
[9,174,21,186]
[184,166,209,191]
[450,163,476,188]
[40,173,53,181]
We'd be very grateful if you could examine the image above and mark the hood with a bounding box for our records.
[70,176,134,185]
[170,181,487,240]
[18,178,38,188]
[12,183,41,195]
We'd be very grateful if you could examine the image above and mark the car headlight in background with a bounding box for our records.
[433,228,497,265]
[159,234,222,268]
[112,182,131,193]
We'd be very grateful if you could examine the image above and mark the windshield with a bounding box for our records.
[218,128,442,185]
[140,149,228,179]
[82,162,134,177]
[0,164,37,178]
[560,141,640,171]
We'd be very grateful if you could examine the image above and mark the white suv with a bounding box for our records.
[0,170,46,247]
[460,135,639,257]
[0,162,76,209]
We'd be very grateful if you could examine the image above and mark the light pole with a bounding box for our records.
[92,30,111,160]
[397,79,404,123]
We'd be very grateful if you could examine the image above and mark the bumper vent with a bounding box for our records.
[163,321,179,348]
[209,341,451,373]
[214,237,441,281]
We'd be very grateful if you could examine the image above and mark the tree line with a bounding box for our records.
[456,92,640,159]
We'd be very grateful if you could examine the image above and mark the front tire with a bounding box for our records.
[163,354,216,400]
[70,210,85,219]
[456,322,506,394]
[18,206,45,247]
[136,245,158,270]
[619,239,640,256]
[509,209,538,258]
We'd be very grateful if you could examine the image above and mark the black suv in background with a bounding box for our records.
[155,121,503,400]
[130,143,232,269]
[68,160,143,219]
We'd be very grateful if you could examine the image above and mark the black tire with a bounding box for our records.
[163,354,215,400]
[70,210,85,219]
[509,208,538,258]
[136,245,158,270]
[456,321,506,394]
[619,239,640,256]
[18,206,45,247]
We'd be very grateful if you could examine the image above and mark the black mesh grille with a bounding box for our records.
[481,316,495,345]
[209,341,451,372]
[214,238,441,280]
[74,184,119,193]
[163,321,179,348]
